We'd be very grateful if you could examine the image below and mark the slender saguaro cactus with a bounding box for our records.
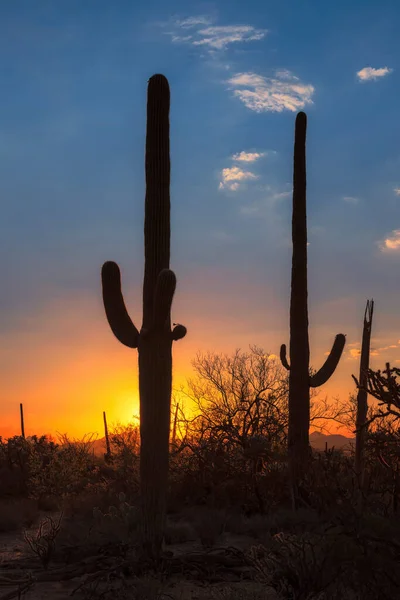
[101,75,186,562]
[103,411,111,458]
[280,112,346,507]
[171,402,179,448]
[20,403,25,439]
[354,299,374,489]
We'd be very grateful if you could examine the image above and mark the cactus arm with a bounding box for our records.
[153,268,176,329]
[101,261,139,348]
[280,343,290,370]
[309,333,346,387]
[149,270,187,341]
[171,323,187,341]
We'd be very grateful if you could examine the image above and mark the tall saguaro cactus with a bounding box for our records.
[101,74,186,561]
[280,112,346,507]
[354,299,374,490]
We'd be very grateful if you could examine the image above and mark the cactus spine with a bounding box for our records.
[354,299,374,490]
[280,112,346,508]
[101,75,186,561]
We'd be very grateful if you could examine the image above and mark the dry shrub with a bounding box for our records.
[164,519,197,545]
[23,512,63,569]
[0,497,39,532]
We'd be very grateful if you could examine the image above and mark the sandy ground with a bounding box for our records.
[0,518,280,600]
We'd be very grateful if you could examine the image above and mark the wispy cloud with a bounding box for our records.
[227,70,315,112]
[394,188,400,196]
[348,340,398,359]
[168,17,267,50]
[356,66,393,82]
[192,25,267,50]
[171,35,193,43]
[175,16,213,29]
[349,348,360,359]
[219,166,258,191]
[348,347,379,358]
[379,229,400,251]
[232,151,268,162]
[343,196,359,204]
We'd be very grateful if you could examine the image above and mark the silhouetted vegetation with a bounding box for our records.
[1,347,400,598]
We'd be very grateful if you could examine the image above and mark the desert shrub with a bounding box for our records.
[62,483,115,519]
[0,465,28,497]
[164,519,197,544]
[181,506,227,549]
[23,512,63,569]
[92,492,140,544]
[28,434,98,501]
[0,436,37,497]
[37,494,61,512]
[0,497,39,532]
[223,510,248,535]
[209,585,277,600]
[246,531,357,600]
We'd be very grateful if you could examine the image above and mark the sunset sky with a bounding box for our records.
[1,0,400,440]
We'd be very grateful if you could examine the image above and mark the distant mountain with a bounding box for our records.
[57,437,107,457]
[309,431,355,453]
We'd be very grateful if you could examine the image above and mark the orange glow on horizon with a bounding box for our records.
[0,287,394,442]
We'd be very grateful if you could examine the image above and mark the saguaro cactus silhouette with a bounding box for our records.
[280,112,346,507]
[20,403,25,439]
[354,299,374,490]
[101,74,186,561]
[103,410,112,461]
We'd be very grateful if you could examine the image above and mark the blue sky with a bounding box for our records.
[1,0,400,436]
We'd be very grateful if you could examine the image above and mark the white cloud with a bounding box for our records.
[232,151,267,162]
[167,18,267,51]
[356,66,393,81]
[394,188,400,196]
[219,166,258,191]
[192,25,267,50]
[175,16,213,29]
[171,35,193,43]
[227,71,315,112]
[343,196,359,203]
[379,229,400,251]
